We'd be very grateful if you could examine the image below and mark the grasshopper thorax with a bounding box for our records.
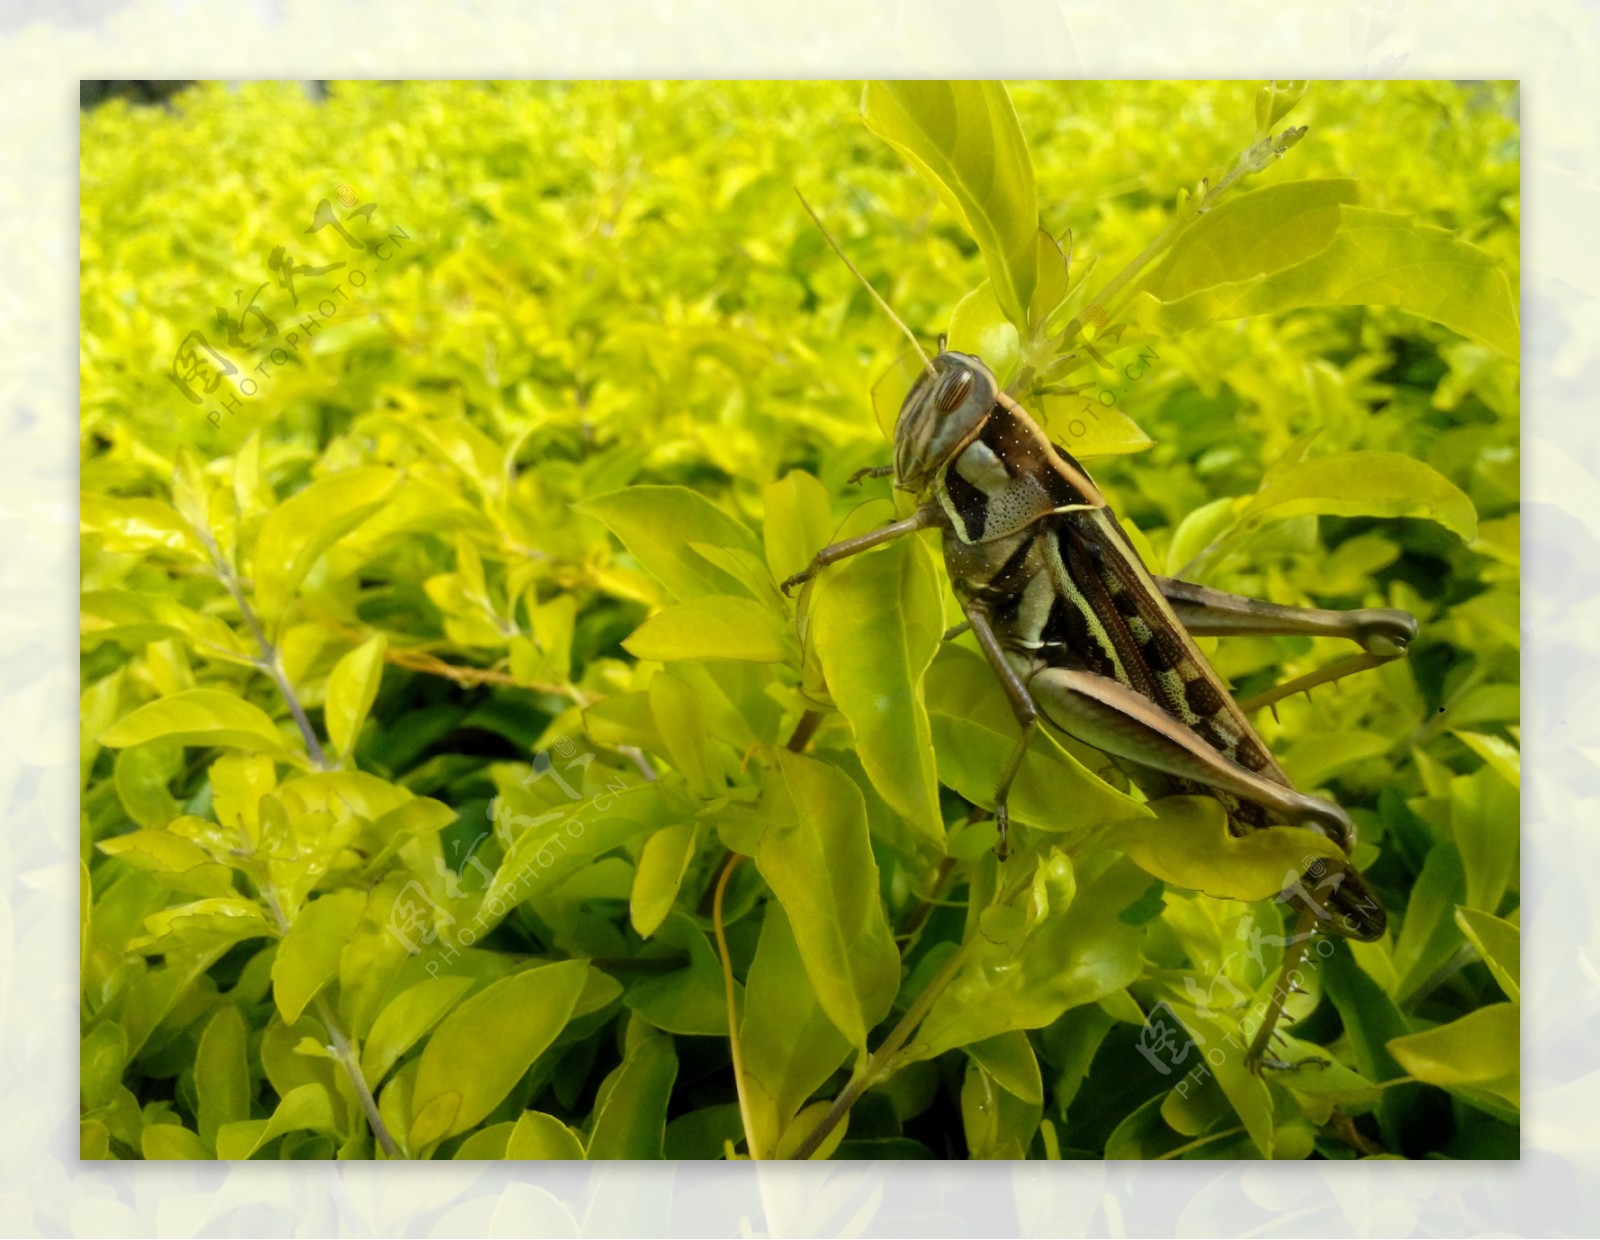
[893,351,999,494]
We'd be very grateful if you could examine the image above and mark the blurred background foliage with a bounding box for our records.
[80,80,1519,1161]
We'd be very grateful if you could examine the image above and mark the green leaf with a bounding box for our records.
[1032,392,1155,459]
[948,282,1021,388]
[738,900,852,1159]
[481,782,684,924]
[586,1017,678,1159]
[251,466,400,627]
[359,975,476,1088]
[506,1111,586,1160]
[648,673,721,799]
[99,689,287,754]
[1454,731,1520,790]
[630,822,702,938]
[622,912,732,1036]
[1452,764,1519,915]
[926,645,1146,834]
[961,1059,1044,1160]
[79,1020,127,1112]
[915,853,1150,1058]
[623,595,791,664]
[128,898,276,955]
[271,890,367,1023]
[112,741,183,830]
[1455,907,1520,1002]
[862,81,1039,333]
[1321,942,1417,1151]
[810,531,944,842]
[81,494,206,558]
[762,471,835,586]
[195,1006,250,1147]
[408,959,590,1149]
[754,751,901,1051]
[1388,1002,1519,1109]
[1236,451,1478,545]
[964,1030,1044,1108]
[97,828,236,897]
[577,486,764,601]
[215,1082,338,1160]
[1133,181,1518,360]
[1101,796,1343,902]
[774,1098,849,1161]
[141,1123,210,1159]
[325,634,387,763]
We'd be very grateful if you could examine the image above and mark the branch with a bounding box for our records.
[197,529,331,770]
[712,853,760,1158]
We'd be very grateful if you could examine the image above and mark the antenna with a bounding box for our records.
[793,188,937,379]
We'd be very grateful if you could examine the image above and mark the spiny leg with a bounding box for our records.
[1025,665,1355,848]
[1155,576,1417,654]
[1154,576,1418,713]
[1245,902,1319,1072]
[964,604,1039,861]
[847,464,895,485]
[780,504,942,596]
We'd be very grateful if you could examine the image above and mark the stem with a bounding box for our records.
[1154,1124,1247,1160]
[259,885,399,1157]
[198,529,331,770]
[314,994,400,1158]
[712,853,760,1159]
[789,934,977,1160]
[785,709,825,753]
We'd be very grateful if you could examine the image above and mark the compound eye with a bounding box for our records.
[936,369,973,413]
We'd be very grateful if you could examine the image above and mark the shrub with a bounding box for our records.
[80,79,1519,1161]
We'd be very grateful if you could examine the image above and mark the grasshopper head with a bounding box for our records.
[893,351,998,493]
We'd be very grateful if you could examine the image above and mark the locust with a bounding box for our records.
[781,197,1418,1067]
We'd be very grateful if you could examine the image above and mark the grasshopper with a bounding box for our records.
[782,199,1418,1067]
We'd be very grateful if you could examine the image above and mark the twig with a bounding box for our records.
[712,854,759,1158]
[196,528,331,770]
[314,994,399,1158]
[785,709,825,753]
[259,885,399,1157]
[789,933,977,1160]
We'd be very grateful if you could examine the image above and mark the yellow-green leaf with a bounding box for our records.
[271,890,367,1023]
[195,1006,250,1147]
[1134,181,1518,360]
[762,470,835,587]
[325,634,387,763]
[624,595,791,664]
[1387,1001,1519,1108]
[506,1111,586,1160]
[577,486,763,602]
[862,80,1039,333]
[1103,796,1344,902]
[810,532,944,842]
[100,689,287,754]
[251,466,400,627]
[754,751,901,1051]
[1239,451,1478,545]
[1455,907,1520,1002]
[408,960,590,1149]
[359,975,476,1089]
[927,645,1146,835]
